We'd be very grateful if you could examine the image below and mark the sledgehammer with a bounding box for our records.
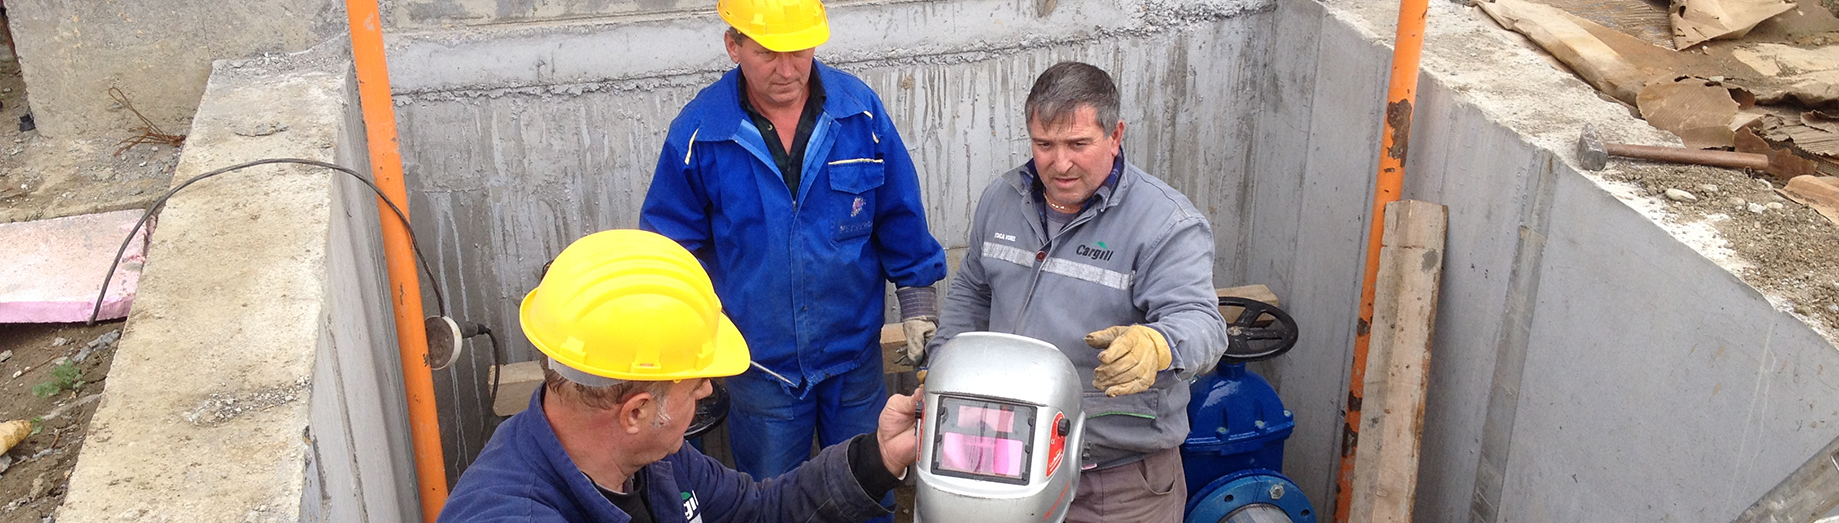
[1577,124,1771,172]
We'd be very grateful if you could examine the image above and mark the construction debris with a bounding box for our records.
[1477,0,1839,169]
[0,420,28,455]
[1781,175,1839,224]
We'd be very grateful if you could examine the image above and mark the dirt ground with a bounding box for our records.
[0,321,124,523]
[1600,161,1839,336]
[0,7,180,521]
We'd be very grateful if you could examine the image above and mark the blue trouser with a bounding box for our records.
[727,352,893,523]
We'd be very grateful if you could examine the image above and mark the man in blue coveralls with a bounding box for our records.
[637,0,946,506]
[440,229,921,522]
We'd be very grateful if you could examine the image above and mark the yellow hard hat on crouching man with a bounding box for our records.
[521,229,750,385]
[439,229,922,522]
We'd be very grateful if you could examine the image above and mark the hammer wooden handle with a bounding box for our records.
[1606,143,1770,171]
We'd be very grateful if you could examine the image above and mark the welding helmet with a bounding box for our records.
[519,229,749,385]
[718,0,830,52]
[916,332,1085,523]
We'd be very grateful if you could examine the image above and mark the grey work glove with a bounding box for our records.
[895,286,940,368]
[902,316,937,365]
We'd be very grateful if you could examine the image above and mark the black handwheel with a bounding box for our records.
[685,379,730,440]
[1218,296,1300,364]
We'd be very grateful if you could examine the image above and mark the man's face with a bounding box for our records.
[726,34,816,108]
[1029,105,1124,208]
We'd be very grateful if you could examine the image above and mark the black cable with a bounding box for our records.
[481,327,502,412]
[480,327,506,444]
[88,158,448,325]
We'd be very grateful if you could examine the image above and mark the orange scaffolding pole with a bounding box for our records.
[345,1,449,520]
[1334,0,1429,520]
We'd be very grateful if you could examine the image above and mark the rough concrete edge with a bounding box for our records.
[382,0,1275,97]
[53,46,362,523]
[1315,0,1839,345]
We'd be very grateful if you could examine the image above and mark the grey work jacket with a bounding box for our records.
[932,158,1229,468]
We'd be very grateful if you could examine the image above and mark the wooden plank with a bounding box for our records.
[1217,284,1279,320]
[1347,200,1447,523]
[1734,433,1839,523]
[489,361,546,417]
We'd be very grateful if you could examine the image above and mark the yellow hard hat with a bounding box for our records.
[719,0,830,52]
[520,229,749,385]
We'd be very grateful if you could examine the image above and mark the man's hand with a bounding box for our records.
[1085,325,1172,397]
[876,388,923,477]
[901,316,937,366]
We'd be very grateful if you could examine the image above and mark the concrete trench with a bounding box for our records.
[46,0,1839,521]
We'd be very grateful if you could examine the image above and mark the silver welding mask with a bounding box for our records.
[915,332,1085,523]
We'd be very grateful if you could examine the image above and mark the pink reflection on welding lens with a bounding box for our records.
[955,405,1015,432]
[939,432,1025,477]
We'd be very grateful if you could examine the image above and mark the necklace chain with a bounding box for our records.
[1045,197,1080,213]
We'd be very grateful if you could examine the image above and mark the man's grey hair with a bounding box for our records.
[726,27,749,45]
[1024,61,1121,132]
[543,364,675,426]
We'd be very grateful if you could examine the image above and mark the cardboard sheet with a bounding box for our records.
[1638,77,1744,148]
[1672,0,1796,49]
[1779,175,1839,225]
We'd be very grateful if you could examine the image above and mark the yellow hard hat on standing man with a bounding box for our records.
[718,0,831,52]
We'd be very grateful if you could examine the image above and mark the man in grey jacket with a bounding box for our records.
[924,61,1229,522]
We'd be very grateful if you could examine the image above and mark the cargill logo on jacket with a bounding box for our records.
[1075,241,1114,262]
[682,491,703,523]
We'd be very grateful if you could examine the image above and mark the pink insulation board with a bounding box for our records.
[0,210,151,323]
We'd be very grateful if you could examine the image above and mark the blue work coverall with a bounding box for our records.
[439,390,893,522]
[639,62,945,480]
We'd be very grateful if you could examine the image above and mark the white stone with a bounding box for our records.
[1665,189,1698,202]
[1749,203,1767,214]
[1766,202,1784,211]
[1697,184,1719,194]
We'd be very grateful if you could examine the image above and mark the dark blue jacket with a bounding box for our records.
[640,62,946,393]
[439,390,892,522]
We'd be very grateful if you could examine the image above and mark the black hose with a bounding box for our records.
[88,158,447,324]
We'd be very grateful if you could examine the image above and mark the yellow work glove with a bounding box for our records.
[1085,325,1172,397]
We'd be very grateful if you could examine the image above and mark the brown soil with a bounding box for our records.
[0,321,123,523]
[1600,161,1839,336]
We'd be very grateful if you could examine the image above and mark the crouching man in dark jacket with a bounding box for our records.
[440,229,918,523]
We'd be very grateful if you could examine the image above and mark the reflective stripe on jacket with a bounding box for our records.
[439,389,891,522]
[933,159,1229,467]
[641,62,945,393]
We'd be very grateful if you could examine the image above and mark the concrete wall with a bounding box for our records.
[386,0,1276,477]
[1249,0,1839,521]
[56,48,420,522]
[4,0,347,138]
